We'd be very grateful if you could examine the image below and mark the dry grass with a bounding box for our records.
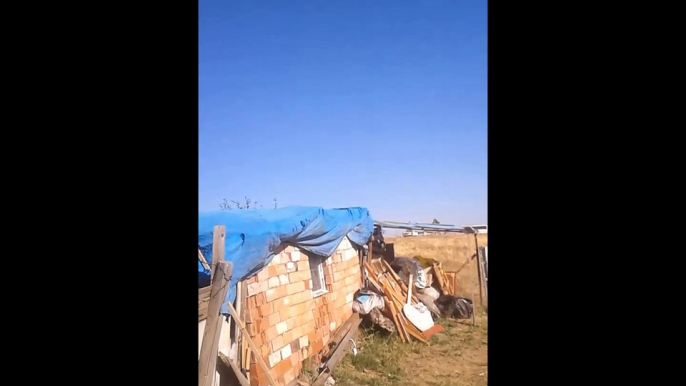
[328,234,488,386]
[387,234,488,297]
[333,314,488,386]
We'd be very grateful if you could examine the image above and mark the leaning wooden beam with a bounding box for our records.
[312,315,363,386]
[198,261,232,386]
[199,248,211,271]
[226,301,279,386]
[218,352,251,386]
[231,282,242,362]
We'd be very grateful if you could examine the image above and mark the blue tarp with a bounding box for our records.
[198,206,374,314]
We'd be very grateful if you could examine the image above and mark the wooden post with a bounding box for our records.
[211,225,226,281]
[473,233,484,308]
[226,302,279,386]
[199,225,229,386]
[199,261,232,386]
[199,249,211,271]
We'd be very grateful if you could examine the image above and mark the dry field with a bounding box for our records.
[329,234,488,386]
[388,233,488,298]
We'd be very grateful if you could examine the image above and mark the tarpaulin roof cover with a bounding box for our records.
[198,206,374,314]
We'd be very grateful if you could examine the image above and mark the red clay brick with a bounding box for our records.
[263,326,278,342]
[312,339,324,353]
[256,292,266,306]
[279,308,289,321]
[250,308,261,321]
[291,326,302,340]
[257,268,270,283]
[252,333,263,347]
[275,264,287,276]
[260,344,270,357]
[276,358,291,376]
[299,302,310,316]
[286,316,297,331]
[268,266,278,277]
[268,312,281,327]
[246,321,257,337]
[277,286,288,298]
[259,303,273,317]
[282,330,294,345]
[255,316,268,332]
[297,261,309,271]
[288,272,300,283]
[250,363,268,386]
[272,335,285,352]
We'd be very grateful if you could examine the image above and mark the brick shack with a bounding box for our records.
[198,206,374,386]
[244,237,362,385]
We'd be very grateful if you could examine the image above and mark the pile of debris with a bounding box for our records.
[354,256,474,343]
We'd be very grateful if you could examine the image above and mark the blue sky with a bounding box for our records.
[199,0,487,226]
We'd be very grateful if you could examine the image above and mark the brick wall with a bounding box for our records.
[244,236,362,386]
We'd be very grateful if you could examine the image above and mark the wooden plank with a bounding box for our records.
[199,285,212,297]
[232,282,242,363]
[323,314,358,359]
[243,280,250,372]
[218,352,252,386]
[211,225,226,282]
[199,300,210,321]
[226,302,278,386]
[381,258,412,296]
[198,260,232,386]
[421,324,445,340]
[390,300,411,342]
[433,263,446,293]
[312,316,363,386]
[199,249,211,271]
[385,295,405,342]
[199,285,213,321]
[473,234,484,307]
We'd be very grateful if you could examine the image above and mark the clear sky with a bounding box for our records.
[199,0,487,227]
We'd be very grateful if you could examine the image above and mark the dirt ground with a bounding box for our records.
[326,234,488,386]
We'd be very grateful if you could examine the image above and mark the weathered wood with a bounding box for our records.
[199,285,212,321]
[474,234,484,307]
[322,314,359,359]
[199,301,210,321]
[199,285,213,297]
[199,249,211,271]
[218,352,252,386]
[231,282,242,363]
[312,315,363,386]
[389,298,410,342]
[406,274,413,304]
[211,225,226,281]
[240,281,249,372]
[226,302,278,386]
[421,324,445,340]
[384,294,405,342]
[433,263,446,293]
[198,261,232,386]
